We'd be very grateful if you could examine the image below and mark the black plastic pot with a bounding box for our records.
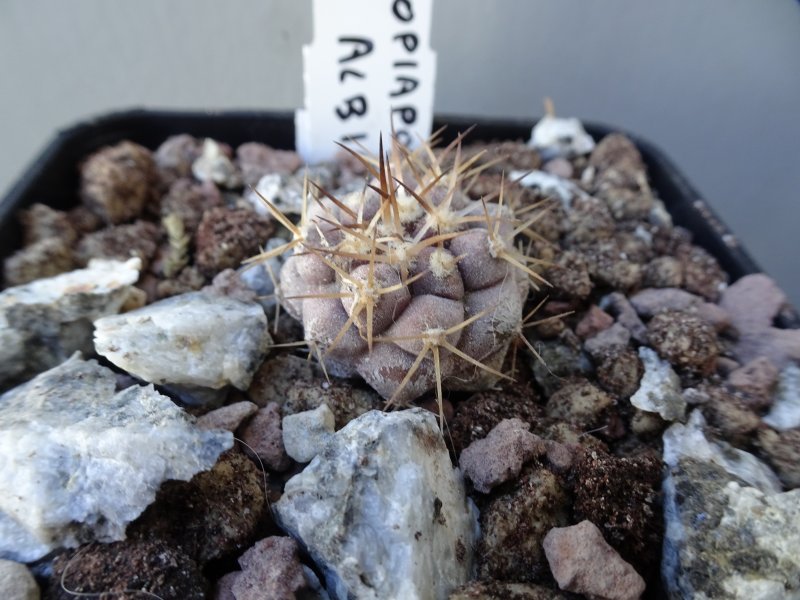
[0,109,773,290]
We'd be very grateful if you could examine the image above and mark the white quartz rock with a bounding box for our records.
[192,138,241,188]
[94,291,270,390]
[509,169,585,207]
[0,354,232,563]
[274,409,479,600]
[282,403,335,463]
[664,410,781,492]
[662,411,800,599]
[630,346,686,421]
[0,258,141,383]
[528,114,595,158]
[763,363,800,431]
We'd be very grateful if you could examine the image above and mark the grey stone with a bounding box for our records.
[282,403,336,463]
[0,258,141,384]
[0,559,39,600]
[94,290,270,391]
[0,354,232,562]
[275,409,478,600]
[630,346,686,421]
[662,411,800,599]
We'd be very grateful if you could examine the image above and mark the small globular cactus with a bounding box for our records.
[251,134,549,419]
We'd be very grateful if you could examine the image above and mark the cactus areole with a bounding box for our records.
[250,134,549,418]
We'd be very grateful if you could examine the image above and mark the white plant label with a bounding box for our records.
[296,0,437,163]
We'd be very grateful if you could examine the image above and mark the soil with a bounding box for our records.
[3,128,799,600]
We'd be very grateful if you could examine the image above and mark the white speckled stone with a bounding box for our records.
[94,290,270,390]
[0,354,232,562]
[662,410,800,599]
[528,115,595,158]
[282,403,335,463]
[0,258,141,384]
[275,409,478,600]
[631,346,686,421]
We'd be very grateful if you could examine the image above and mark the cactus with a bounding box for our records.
[250,134,549,421]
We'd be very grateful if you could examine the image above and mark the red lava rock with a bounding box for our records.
[647,310,719,373]
[160,178,224,237]
[19,203,78,246]
[67,204,103,236]
[3,238,74,286]
[155,134,203,187]
[727,356,779,410]
[231,537,308,600]
[195,207,274,277]
[236,142,304,186]
[576,305,614,339]
[719,274,800,369]
[543,520,646,600]
[49,539,206,600]
[459,418,544,493]
[74,220,161,269]
[197,400,259,431]
[238,403,292,472]
[80,141,159,224]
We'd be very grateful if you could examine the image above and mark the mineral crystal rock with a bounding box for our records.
[662,411,800,598]
[274,409,478,600]
[0,355,232,562]
[630,346,686,421]
[0,258,141,384]
[94,290,270,390]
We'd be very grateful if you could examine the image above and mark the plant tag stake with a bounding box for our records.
[296,0,436,163]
